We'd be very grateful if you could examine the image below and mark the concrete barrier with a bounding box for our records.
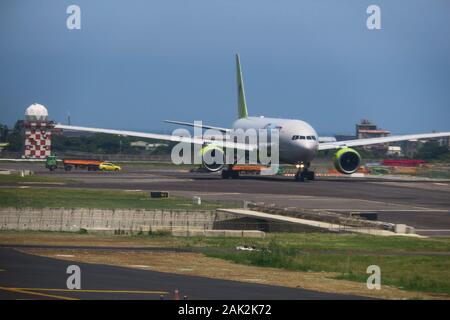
[0,207,234,234]
[394,224,416,235]
[1,207,416,237]
[243,230,266,238]
[218,209,422,237]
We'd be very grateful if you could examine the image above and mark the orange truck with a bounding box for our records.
[45,156,103,171]
[221,165,276,179]
[62,159,103,171]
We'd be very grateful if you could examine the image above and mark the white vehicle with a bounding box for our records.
[55,55,450,182]
[236,245,258,252]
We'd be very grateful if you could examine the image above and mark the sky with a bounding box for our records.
[0,0,449,135]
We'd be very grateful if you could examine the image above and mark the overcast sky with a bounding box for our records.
[1,0,449,135]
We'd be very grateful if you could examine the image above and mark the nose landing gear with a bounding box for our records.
[295,162,315,182]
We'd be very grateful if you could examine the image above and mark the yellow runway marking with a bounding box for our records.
[0,287,78,300]
[7,287,168,295]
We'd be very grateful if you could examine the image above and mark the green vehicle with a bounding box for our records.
[45,155,58,171]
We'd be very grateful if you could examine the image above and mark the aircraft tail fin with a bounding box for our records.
[236,54,248,119]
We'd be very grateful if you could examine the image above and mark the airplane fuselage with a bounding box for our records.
[232,116,319,165]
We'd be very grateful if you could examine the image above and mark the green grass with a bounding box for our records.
[0,188,224,210]
[334,255,450,294]
[416,169,450,179]
[0,174,73,184]
[183,232,450,253]
[177,234,450,295]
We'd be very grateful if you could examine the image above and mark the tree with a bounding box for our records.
[0,123,9,142]
[51,133,172,155]
[415,141,448,160]
[5,121,24,152]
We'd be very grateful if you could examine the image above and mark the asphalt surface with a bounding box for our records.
[1,163,449,236]
[0,247,364,300]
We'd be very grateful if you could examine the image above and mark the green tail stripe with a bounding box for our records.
[236,54,248,118]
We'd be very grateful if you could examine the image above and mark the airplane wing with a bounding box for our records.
[54,124,256,151]
[164,120,230,133]
[318,132,450,151]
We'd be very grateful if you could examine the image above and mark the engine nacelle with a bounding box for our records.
[200,145,225,172]
[334,147,361,174]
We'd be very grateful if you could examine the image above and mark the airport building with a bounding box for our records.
[356,119,391,139]
[387,146,403,157]
[334,134,356,142]
[130,141,169,150]
[356,119,391,152]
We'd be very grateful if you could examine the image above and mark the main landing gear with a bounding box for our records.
[295,162,315,182]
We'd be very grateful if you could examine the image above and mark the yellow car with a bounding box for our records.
[99,162,122,171]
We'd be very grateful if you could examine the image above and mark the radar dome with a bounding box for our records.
[25,103,48,121]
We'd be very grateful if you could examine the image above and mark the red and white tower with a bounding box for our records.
[23,103,54,159]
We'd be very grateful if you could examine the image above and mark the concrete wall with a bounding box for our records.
[0,207,242,234]
[0,207,330,236]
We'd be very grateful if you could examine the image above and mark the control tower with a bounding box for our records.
[23,103,54,159]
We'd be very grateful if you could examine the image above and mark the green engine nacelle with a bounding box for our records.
[200,145,225,172]
[334,147,361,174]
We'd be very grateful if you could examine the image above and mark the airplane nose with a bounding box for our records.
[299,140,318,151]
[311,141,319,151]
[305,142,318,154]
[291,140,317,161]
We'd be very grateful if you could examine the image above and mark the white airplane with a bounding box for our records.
[55,55,450,181]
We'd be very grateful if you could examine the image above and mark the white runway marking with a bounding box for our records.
[177,192,242,196]
[128,265,152,268]
[313,209,449,212]
[18,182,66,185]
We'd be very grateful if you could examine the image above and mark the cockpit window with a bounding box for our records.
[294,135,317,141]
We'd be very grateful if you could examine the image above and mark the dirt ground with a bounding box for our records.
[0,232,185,247]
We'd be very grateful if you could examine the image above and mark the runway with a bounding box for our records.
[1,162,449,236]
[0,247,362,300]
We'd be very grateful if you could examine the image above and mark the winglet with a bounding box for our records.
[236,54,248,118]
